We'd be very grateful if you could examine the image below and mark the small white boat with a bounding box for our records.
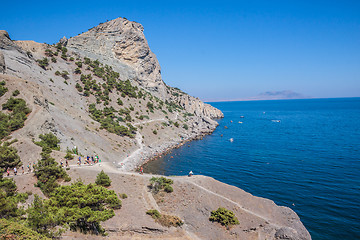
[240,116,244,118]
[229,138,234,142]
[238,121,243,124]
[271,120,281,123]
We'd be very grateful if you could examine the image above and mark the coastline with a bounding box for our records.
[138,127,216,172]
[118,120,220,172]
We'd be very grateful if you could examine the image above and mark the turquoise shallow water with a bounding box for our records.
[143,98,360,240]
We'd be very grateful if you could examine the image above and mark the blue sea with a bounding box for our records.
[143,98,360,240]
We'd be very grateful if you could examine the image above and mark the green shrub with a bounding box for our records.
[209,207,239,227]
[146,209,161,219]
[75,61,82,68]
[0,218,49,239]
[0,81,8,97]
[36,58,49,70]
[28,181,121,236]
[74,68,81,74]
[164,184,173,193]
[119,193,128,199]
[75,83,83,92]
[55,71,61,76]
[183,124,189,130]
[12,90,20,96]
[34,133,60,150]
[44,49,53,57]
[147,102,154,111]
[152,130,157,135]
[34,147,70,196]
[174,122,179,128]
[64,150,74,160]
[88,104,134,138]
[0,97,31,139]
[117,98,123,106]
[51,57,57,63]
[0,176,28,219]
[95,170,111,187]
[0,141,21,170]
[61,71,69,79]
[84,57,91,65]
[149,177,173,193]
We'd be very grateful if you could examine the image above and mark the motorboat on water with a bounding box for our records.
[271,120,281,123]
[229,138,234,142]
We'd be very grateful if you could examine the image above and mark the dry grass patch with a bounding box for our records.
[146,209,183,227]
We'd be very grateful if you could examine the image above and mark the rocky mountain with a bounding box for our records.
[65,17,223,119]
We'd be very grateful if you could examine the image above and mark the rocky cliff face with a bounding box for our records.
[66,17,223,119]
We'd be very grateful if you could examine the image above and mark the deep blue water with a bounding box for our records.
[143,98,360,240]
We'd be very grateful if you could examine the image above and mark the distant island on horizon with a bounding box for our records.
[206,90,309,102]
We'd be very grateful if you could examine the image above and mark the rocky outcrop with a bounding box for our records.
[178,94,223,118]
[67,18,223,119]
[67,18,164,96]
[0,30,22,52]
[59,36,68,45]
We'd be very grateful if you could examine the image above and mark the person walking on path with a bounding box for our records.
[27,165,31,172]
[140,166,144,174]
[6,168,10,176]
[14,167,17,176]
[21,166,24,174]
[65,159,69,168]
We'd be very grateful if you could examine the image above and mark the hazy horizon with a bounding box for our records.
[1,1,359,101]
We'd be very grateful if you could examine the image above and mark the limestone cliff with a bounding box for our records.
[66,17,223,119]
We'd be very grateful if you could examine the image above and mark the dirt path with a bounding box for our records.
[120,112,179,171]
[183,179,281,229]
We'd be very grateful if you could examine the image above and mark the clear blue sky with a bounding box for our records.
[1,0,359,101]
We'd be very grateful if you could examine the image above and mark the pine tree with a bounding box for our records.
[95,170,111,187]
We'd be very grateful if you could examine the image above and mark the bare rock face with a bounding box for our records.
[0,30,22,52]
[0,50,5,73]
[59,36,68,46]
[67,18,223,119]
[67,18,163,96]
[178,94,223,118]
[0,30,13,50]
